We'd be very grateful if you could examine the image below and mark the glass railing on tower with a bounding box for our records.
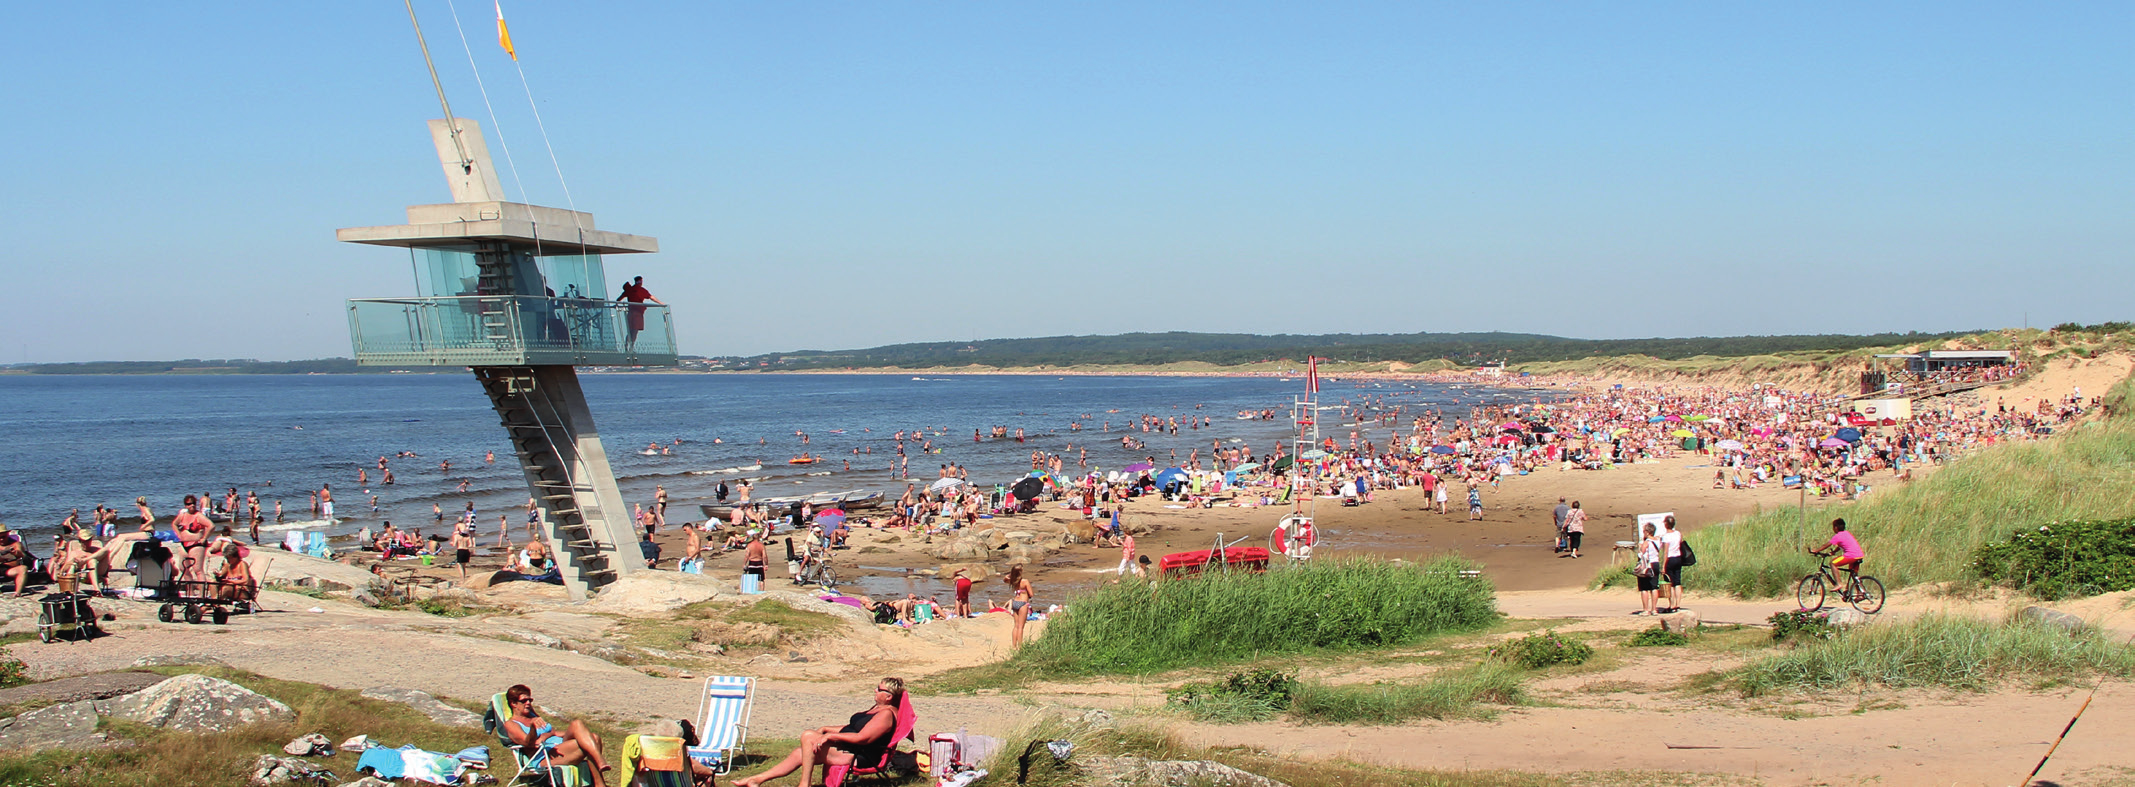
[347,296,676,367]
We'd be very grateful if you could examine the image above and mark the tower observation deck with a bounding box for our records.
[340,118,669,599]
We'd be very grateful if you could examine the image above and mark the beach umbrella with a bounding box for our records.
[1670,429,1694,438]
[1686,415,1710,422]
[1153,467,1190,487]
[1533,425,1555,433]
[1429,445,1456,455]
[1494,435,1519,445]
[1301,449,1328,460]
[1835,427,1862,443]
[928,477,965,493]
[1122,462,1154,473]
[1611,427,1631,437]
[1011,476,1045,501]
[816,510,846,528]
[1818,437,1849,449]
[1646,416,1666,424]
[1500,422,1525,431]
[1715,439,1745,451]
[1232,462,1261,472]
[1270,456,1295,472]
[1664,415,1684,423]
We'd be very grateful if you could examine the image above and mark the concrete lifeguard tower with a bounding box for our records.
[339,118,672,600]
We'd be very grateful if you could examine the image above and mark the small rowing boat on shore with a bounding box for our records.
[697,489,884,520]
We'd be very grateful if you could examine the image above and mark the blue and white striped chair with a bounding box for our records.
[688,675,755,775]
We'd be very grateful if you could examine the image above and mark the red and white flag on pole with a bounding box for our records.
[1306,356,1320,394]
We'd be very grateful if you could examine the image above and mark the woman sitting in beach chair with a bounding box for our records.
[731,678,907,787]
[210,534,258,605]
[500,684,613,787]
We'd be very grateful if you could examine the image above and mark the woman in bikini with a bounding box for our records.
[502,684,611,787]
[172,496,214,582]
[1005,564,1034,648]
[732,677,905,787]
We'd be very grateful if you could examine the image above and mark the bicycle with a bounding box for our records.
[1797,548,1885,614]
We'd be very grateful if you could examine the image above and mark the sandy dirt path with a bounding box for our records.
[16,596,1032,742]
[1176,682,2133,787]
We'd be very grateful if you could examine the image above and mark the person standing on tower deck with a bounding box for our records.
[617,275,663,352]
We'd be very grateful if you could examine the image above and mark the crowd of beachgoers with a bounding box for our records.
[11,359,2106,616]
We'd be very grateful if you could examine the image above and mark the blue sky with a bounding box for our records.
[4,2,2129,361]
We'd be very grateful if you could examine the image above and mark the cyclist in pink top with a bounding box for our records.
[1809,517,1866,579]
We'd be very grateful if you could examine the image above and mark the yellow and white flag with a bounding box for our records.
[496,1,516,60]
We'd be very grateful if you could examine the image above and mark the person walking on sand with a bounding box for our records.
[1005,564,1034,648]
[1562,500,1587,558]
[451,523,476,580]
[1634,522,1662,615]
[1117,531,1141,578]
[1552,497,1570,553]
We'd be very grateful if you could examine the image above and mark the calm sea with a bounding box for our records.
[0,373,1529,543]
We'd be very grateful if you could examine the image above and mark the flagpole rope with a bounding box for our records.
[515,60,579,219]
[441,0,527,204]
[509,46,587,258]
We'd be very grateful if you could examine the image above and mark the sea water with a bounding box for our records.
[0,373,1531,542]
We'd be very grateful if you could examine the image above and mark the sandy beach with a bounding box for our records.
[10,352,2132,786]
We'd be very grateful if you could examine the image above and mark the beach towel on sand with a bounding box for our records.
[356,744,463,784]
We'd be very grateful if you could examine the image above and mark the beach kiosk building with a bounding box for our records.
[339,118,671,599]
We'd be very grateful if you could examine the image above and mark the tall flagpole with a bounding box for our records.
[405,0,473,172]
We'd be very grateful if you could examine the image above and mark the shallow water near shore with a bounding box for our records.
[0,373,1540,545]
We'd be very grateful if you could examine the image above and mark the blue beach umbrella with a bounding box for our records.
[1835,427,1862,443]
[1153,467,1190,486]
[1429,445,1457,455]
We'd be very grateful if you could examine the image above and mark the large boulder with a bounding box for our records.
[583,572,726,614]
[1062,519,1100,544]
[249,754,334,786]
[937,563,993,582]
[931,538,991,562]
[1658,609,1700,635]
[0,701,104,751]
[979,528,1010,551]
[101,674,295,732]
[2020,605,2087,635]
[1823,608,1871,629]
[359,687,483,729]
[1077,756,1290,787]
[263,551,380,594]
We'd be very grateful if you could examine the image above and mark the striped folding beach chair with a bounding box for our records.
[687,675,754,775]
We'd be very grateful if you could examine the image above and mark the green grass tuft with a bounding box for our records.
[1732,613,2135,696]
[1010,557,1498,676]
[1288,663,1527,724]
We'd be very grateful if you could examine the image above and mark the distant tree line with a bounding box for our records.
[714,330,1977,371]
[14,358,389,374]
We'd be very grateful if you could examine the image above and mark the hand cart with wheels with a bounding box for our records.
[37,592,102,643]
[154,578,252,625]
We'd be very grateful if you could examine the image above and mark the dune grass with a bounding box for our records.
[1007,557,1497,677]
[1620,373,2135,599]
[1730,614,2135,697]
[1288,663,1527,724]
